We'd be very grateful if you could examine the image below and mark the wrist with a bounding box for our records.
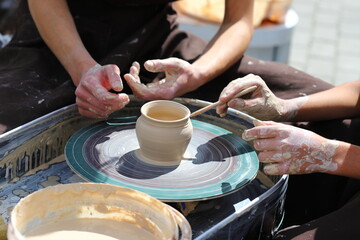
[281,96,308,121]
[61,47,98,86]
[330,141,360,178]
[182,65,209,93]
[68,60,98,86]
[191,59,218,84]
[320,139,340,174]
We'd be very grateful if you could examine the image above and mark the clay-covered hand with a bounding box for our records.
[75,64,130,118]
[124,58,197,100]
[216,74,287,121]
[242,121,339,175]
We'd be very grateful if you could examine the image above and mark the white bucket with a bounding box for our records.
[7,183,192,240]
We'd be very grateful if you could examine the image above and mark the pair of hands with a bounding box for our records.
[216,74,339,176]
[76,60,282,120]
[75,58,194,118]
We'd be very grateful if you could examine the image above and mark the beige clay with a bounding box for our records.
[8,183,192,240]
[135,100,193,166]
[24,218,159,240]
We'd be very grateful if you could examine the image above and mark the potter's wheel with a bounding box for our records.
[65,119,259,202]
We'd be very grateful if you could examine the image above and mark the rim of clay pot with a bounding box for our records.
[140,100,190,123]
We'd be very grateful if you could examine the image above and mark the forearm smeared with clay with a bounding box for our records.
[243,121,340,175]
[243,121,360,178]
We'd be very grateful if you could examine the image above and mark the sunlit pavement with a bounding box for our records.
[289,0,360,86]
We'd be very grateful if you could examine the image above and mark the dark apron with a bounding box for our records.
[0,0,183,130]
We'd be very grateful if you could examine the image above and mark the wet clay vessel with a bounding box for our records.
[135,100,193,166]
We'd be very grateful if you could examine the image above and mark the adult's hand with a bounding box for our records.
[124,58,199,100]
[75,64,130,118]
[216,74,288,120]
[242,121,339,175]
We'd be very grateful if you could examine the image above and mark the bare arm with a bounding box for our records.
[191,0,254,88]
[28,0,96,85]
[28,0,129,118]
[332,141,360,179]
[124,0,255,99]
[292,80,360,121]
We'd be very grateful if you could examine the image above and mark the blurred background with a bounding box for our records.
[289,0,360,86]
[174,0,360,86]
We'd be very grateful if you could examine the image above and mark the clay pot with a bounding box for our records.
[7,183,192,240]
[135,100,193,165]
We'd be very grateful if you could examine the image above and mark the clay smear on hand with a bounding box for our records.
[263,130,339,175]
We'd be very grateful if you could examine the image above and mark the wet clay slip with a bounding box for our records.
[7,183,191,240]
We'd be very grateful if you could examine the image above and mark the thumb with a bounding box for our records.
[104,65,123,91]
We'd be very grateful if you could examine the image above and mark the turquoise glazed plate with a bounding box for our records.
[65,119,259,202]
